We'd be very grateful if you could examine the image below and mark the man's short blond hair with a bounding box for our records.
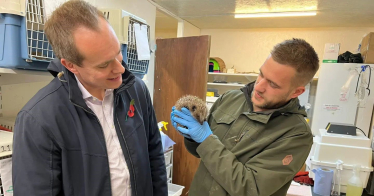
[44,0,105,65]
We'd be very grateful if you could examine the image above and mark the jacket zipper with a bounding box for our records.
[71,103,105,140]
[72,102,137,195]
[115,97,138,196]
[235,120,250,143]
[115,82,138,196]
[235,132,245,143]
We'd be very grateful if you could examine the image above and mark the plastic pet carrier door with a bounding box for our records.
[127,17,150,79]
[101,9,150,79]
[0,0,54,70]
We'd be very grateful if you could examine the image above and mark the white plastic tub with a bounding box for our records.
[168,183,185,196]
[316,129,371,147]
[0,130,13,157]
[308,158,373,193]
[166,164,173,179]
[164,150,173,165]
[310,129,372,166]
[312,141,372,166]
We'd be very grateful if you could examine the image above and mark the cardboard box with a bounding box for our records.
[360,32,374,63]
[322,43,340,63]
[299,163,306,173]
[227,68,236,74]
[361,50,374,64]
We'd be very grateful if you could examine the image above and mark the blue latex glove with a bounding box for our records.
[171,107,212,143]
[171,106,192,139]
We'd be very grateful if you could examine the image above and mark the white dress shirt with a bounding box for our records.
[76,76,131,196]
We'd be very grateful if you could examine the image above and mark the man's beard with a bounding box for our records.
[252,91,290,110]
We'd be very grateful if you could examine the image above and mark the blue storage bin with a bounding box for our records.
[0,13,54,70]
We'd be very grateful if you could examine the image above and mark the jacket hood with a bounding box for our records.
[47,58,64,77]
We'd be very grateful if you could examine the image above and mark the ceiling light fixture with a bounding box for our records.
[235,11,317,18]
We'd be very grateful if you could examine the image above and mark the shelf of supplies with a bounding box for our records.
[208,72,258,77]
[0,117,16,131]
[207,82,245,87]
[0,68,50,76]
[206,96,219,103]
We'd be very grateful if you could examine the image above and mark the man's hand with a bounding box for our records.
[171,107,212,143]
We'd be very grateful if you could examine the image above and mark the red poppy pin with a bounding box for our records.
[127,99,135,119]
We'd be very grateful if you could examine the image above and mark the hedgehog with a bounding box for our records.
[174,95,208,125]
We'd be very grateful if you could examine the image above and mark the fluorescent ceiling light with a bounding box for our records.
[235,11,317,18]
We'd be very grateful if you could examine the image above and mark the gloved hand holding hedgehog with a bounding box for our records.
[170,95,213,143]
[175,95,208,125]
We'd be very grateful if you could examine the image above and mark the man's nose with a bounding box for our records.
[254,78,266,93]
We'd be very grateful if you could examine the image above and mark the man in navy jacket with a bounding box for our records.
[12,1,167,195]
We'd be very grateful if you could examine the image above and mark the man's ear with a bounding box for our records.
[290,86,305,99]
[61,59,79,75]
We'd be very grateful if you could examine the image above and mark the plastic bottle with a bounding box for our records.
[346,165,363,196]
[332,160,343,196]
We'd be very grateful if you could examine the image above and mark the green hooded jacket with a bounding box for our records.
[185,82,313,196]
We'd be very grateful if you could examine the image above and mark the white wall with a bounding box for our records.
[1,82,50,118]
[201,27,374,76]
[44,0,157,98]
[183,21,201,37]
[156,29,177,39]
[177,20,201,37]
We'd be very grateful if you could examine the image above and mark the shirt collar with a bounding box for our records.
[74,75,113,100]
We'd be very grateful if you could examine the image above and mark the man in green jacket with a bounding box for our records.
[171,38,319,196]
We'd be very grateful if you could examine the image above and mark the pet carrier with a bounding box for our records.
[100,9,150,78]
[0,0,54,70]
